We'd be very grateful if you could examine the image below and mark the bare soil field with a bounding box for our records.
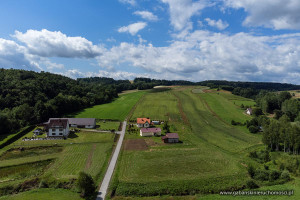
[123,139,148,151]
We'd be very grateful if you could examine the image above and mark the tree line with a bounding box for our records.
[0,69,119,135]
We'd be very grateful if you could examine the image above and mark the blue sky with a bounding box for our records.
[1,0,300,84]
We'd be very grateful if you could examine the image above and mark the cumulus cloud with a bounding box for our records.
[118,22,147,35]
[0,38,41,70]
[224,0,300,30]
[13,29,103,58]
[205,18,229,30]
[161,0,208,30]
[134,11,158,21]
[97,31,300,83]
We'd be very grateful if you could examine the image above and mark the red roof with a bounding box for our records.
[164,133,179,139]
[140,128,161,133]
[137,118,150,124]
[48,119,68,128]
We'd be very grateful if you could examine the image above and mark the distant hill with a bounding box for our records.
[199,80,300,91]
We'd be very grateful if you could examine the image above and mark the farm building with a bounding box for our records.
[140,128,161,137]
[47,118,96,128]
[162,133,179,143]
[246,108,253,115]
[137,118,150,128]
[152,120,160,125]
[46,119,70,137]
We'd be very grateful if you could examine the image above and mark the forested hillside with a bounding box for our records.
[0,69,119,135]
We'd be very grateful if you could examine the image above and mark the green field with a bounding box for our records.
[130,89,180,121]
[0,188,82,200]
[110,86,291,199]
[0,130,115,197]
[71,91,146,121]
[97,120,121,131]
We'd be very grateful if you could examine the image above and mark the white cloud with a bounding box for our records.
[224,0,300,30]
[96,31,300,84]
[119,0,136,6]
[205,18,229,30]
[13,29,103,58]
[134,11,158,21]
[64,69,86,79]
[161,0,208,30]
[0,38,41,70]
[118,22,147,35]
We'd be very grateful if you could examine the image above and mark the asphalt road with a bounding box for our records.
[96,120,127,200]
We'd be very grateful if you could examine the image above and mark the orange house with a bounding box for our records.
[137,118,150,128]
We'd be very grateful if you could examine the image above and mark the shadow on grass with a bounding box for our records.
[68,132,79,139]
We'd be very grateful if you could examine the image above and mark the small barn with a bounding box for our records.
[162,133,179,143]
[140,128,161,137]
[152,121,160,125]
[246,108,253,115]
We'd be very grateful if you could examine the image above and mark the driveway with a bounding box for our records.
[96,120,127,200]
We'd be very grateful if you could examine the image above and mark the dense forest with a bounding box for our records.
[199,80,300,99]
[0,69,194,135]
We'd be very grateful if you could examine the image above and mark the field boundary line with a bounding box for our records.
[126,92,146,121]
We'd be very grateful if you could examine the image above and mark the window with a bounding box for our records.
[59,133,63,135]
[59,129,63,131]
[52,128,56,131]
[52,132,56,135]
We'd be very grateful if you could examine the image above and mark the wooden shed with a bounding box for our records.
[162,133,179,143]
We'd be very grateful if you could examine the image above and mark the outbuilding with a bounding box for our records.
[140,128,161,137]
[246,108,253,115]
[162,133,179,143]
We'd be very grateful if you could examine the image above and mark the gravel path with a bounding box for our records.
[96,120,126,200]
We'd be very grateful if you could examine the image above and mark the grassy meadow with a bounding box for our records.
[130,88,180,121]
[0,130,115,197]
[109,86,292,199]
[0,188,82,200]
[71,91,146,121]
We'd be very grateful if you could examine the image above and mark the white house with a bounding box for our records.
[246,108,253,115]
[140,128,161,137]
[47,119,70,137]
[137,118,150,128]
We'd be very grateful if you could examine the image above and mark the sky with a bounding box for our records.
[1,0,300,84]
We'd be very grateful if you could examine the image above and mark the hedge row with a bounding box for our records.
[0,125,35,149]
[115,174,248,197]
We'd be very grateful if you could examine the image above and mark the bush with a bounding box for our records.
[254,170,269,181]
[246,180,259,189]
[280,170,290,181]
[249,125,259,133]
[264,151,271,163]
[249,151,258,159]
[264,165,269,170]
[38,180,48,188]
[77,172,96,199]
[247,165,255,178]
[269,170,281,181]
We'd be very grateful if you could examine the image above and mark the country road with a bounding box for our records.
[96,120,127,200]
